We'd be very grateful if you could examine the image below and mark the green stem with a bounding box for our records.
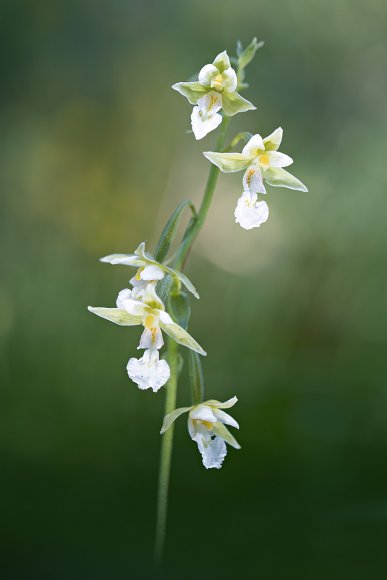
[154,337,178,567]
[174,116,230,270]
[154,114,231,568]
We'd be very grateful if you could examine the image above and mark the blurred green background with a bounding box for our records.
[1,0,387,578]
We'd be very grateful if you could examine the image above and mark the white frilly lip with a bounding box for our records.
[234,191,269,230]
[127,349,170,392]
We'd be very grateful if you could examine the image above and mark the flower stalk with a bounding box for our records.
[154,336,179,566]
[174,115,230,270]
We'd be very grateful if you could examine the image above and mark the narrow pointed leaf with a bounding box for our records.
[155,200,197,262]
[168,291,191,330]
[188,351,205,405]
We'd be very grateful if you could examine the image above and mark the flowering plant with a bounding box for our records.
[88,38,307,566]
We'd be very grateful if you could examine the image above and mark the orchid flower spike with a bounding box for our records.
[101,242,199,299]
[88,283,206,356]
[172,51,256,140]
[161,397,240,469]
[204,128,308,229]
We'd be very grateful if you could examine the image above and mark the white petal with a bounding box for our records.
[234,192,269,230]
[121,297,148,317]
[213,408,239,429]
[158,310,174,325]
[222,68,237,92]
[242,165,266,194]
[262,151,293,168]
[195,433,227,469]
[198,64,218,87]
[242,134,265,158]
[127,349,170,392]
[263,127,283,151]
[140,265,164,281]
[116,288,132,309]
[139,326,164,350]
[191,107,222,140]
[141,284,164,310]
[189,405,217,423]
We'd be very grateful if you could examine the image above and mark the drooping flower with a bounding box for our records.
[127,349,170,392]
[172,51,256,140]
[234,191,269,230]
[88,283,206,356]
[101,242,199,299]
[204,127,308,193]
[160,397,240,469]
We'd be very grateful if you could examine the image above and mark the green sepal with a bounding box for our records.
[87,307,142,326]
[160,406,192,434]
[188,350,205,405]
[222,91,256,116]
[168,291,191,331]
[212,422,241,450]
[172,81,208,105]
[155,200,197,263]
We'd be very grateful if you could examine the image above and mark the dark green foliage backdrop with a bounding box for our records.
[1,0,387,578]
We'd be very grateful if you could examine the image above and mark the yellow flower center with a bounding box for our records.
[211,74,224,91]
[201,420,214,430]
[259,153,270,168]
[144,314,157,330]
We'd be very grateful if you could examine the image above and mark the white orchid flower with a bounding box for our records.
[160,397,240,469]
[172,50,256,140]
[204,127,308,193]
[234,191,269,230]
[88,283,206,356]
[127,349,170,392]
[100,242,199,299]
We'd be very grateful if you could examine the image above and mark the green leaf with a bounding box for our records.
[238,37,264,70]
[172,82,208,105]
[155,200,197,263]
[156,274,174,304]
[188,351,204,405]
[160,406,192,434]
[168,291,191,330]
[87,307,142,326]
[222,91,256,116]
